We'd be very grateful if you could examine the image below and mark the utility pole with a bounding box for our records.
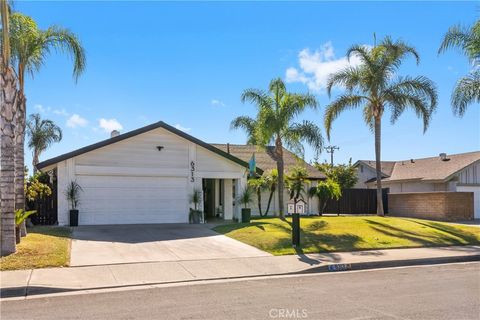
[325,145,339,166]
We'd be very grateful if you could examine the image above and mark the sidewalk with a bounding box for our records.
[2,245,479,299]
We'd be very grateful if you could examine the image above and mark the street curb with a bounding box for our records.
[297,254,480,274]
[2,254,478,299]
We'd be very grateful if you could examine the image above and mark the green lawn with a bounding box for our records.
[0,226,72,271]
[213,216,480,255]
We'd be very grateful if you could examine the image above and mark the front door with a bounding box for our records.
[202,179,216,219]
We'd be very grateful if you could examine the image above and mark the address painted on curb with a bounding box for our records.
[328,264,352,272]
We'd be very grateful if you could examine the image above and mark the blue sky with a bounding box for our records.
[16,1,479,171]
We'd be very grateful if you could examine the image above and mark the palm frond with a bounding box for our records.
[324,94,366,140]
[383,77,438,132]
[326,66,363,97]
[285,120,324,155]
[42,25,86,81]
[439,22,480,62]
[230,116,258,145]
[452,70,480,117]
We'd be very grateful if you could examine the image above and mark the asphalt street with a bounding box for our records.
[1,262,479,320]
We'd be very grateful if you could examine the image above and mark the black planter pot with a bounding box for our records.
[190,209,202,224]
[70,209,79,227]
[241,208,251,223]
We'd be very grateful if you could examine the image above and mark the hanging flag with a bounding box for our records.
[249,153,256,177]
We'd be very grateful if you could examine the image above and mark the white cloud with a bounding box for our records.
[99,118,123,133]
[66,114,88,128]
[211,99,225,107]
[34,104,50,113]
[285,41,364,93]
[174,124,191,132]
[53,108,69,117]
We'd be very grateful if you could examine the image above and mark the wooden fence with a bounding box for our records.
[28,180,58,225]
[323,188,389,215]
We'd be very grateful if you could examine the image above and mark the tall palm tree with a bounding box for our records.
[0,0,18,256]
[439,21,480,116]
[9,12,85,217]
[233,78,323,217]
[325,37,438,216]
[230,116,258,145]
[26,113,62,172]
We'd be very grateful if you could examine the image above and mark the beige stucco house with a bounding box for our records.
[354,151,480,218]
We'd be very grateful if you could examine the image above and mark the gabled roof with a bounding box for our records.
[211,144,325,179]
[361,151,480,184]
[355,160,396,177]
[37,121,262,174]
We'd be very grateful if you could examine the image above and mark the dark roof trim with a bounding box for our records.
[37,121,263,174]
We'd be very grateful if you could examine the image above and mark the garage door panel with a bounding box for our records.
[76,175,189,225]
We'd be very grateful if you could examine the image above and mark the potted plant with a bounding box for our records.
[189,188,203,224]
[65,180,83,226]
[238,186,254,223]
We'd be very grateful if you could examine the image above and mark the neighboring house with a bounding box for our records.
[354,151,480,219]
[37,121,323,226]
[353,160,396,189]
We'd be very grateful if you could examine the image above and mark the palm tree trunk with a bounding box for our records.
[32,150,39,174]
[256,189,263,216]
[1,66,18,256]
[374,117,385,216]
[275,136,285,218]
[15,93,27,237]
[264,188,275,216]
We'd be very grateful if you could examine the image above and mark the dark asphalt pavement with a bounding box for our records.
[1,262,479,320]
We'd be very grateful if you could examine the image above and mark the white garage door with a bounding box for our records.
[457,186,480,219]
[76,175,189,225]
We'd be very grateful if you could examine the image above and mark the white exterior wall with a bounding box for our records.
[457,161,480,185]
[55,127,246,225]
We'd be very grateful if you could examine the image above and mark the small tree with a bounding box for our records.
[314,159,358,190]
[308,179,342,215]
[189,188,203,223]
[248,177,267,216]
[238,186,254,223]
[238,186,254,209]
[14,209,36,244]
[263,169,278,216]
[285,166,310,209]
[65,180,82,210]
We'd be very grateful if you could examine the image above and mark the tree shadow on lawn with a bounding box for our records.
[364,219,479,247]
[27,226,71,239]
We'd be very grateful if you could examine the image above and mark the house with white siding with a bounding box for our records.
[37,121,323,226]
[354,151,480,218]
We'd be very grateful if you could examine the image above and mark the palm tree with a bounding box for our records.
[233,78,323,218]
[325,37,437,216]
[9,12,85,219]
[26,113,63,172]
[230,116,259,145]
[0,0,18,256]
[439,21,480,116]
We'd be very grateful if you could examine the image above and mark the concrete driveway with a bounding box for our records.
[70,224,270,266]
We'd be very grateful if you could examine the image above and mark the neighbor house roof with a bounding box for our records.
[355,160,396,177]
[37,121,262,174]
[363,151,480,184]
[211,144,325,179]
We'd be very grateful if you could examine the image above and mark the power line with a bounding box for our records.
[324,145,339,166]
